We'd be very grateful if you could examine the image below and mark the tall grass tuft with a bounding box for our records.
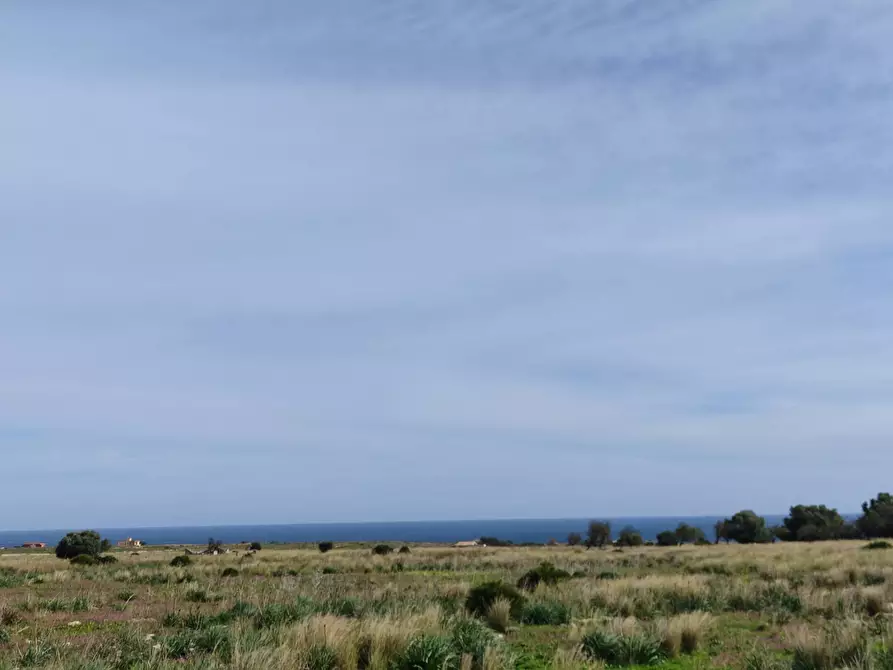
[486,598,512,634]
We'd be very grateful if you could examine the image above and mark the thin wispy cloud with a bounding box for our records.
[2,1,892,529]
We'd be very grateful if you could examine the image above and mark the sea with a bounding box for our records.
[0,516,788,548]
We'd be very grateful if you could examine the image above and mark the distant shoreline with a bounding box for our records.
[1,515,802,547]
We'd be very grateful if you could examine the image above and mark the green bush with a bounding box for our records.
[616,527,644,547]
[399,545,412,554]
[520,601,571,625]
[249,542,262,551]
[372,544,393,556]
[98,555,118,564]
[56,531,107,560]
[318,542,334,553]
[516,562,571,591]
[582,630,665,666]
[393,635,457,670]
[69,554,97,566]
[450,618,497,665]
[304,644,338,670]
[586,521,612,548]
[656,531,678,547]
[864,540,892,550]
[465,581,525,619]
[170,555,192,568]
[221,567,239,578]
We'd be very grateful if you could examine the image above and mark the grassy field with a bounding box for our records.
[2,541,893,669]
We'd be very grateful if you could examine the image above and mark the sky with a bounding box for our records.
[2,0,893,530]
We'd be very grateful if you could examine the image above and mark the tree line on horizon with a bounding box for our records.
[562,492,893,547]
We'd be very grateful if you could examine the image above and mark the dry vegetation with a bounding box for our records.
[2,541,893,669]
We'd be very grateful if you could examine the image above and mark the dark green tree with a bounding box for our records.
[857,493,893,538]
[656,530,678,547]
[55,531,105,560]
[721,511,773,544]
[714,520,728,544]
[616,526,644,547]
[675,523,706,544]
[318,542,334,553]
[586,520,612,549]
[567,532,583,546]
[783,505,847,541]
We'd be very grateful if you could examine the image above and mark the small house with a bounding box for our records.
[454,540,481,548]
[21,542,47,549]
[117,538,143,549]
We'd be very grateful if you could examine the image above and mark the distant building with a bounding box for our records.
[21,542,47,549]
[117,538,143,549]
[454,540,481,548]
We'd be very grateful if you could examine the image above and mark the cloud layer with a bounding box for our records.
[2,0,893,528]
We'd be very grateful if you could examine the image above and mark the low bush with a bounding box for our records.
[520,601,571,625]
[399,545,412,554]
[372,544,393,556]
[98,555,118,564]
[864,540,892,550]
[517,561,572,591]
[318,542,334,553]
[249,542,262,551]
[170,555,192,568]
[466,581,525,619]
[393,635,457,670]
[221,567,239,578]
[69,555,97,566]
[582,630,665,667]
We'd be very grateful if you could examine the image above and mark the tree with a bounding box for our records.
[55,531,106,560]
[616,526,644,547]
[567,532,583,546]
[100,539,113,553]
[586,521,611,549]
[656,530,678,547]
[721,511,773,544]
[783,505,847,542]
[675,523,706,545]
[857,493,893,539]
[714,520,728,544]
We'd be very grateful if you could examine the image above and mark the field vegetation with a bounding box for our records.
[3,496,893,668]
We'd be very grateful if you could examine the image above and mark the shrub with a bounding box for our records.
[864,540,892,550]
[520,601,571,625]
[517,562,572,591]
[221,567,239,578]
[98,555,118,564]
[656,531,678,547]
[304,644,338,670]
[450,618,497,664]
[486,598,512,633]
[69,554,97,566]
[318,542,334,553]
[170,555,192,568]
[567,532,583,546]
[321,566,338,575]
[393,635,457,670]
[586,521,612,548]
[56,531,106,560]
[857,493,893,539]
[399,545,412,554]
[466,581,525,619]
[719,511,773,544]
[479,536,513,547]
[616,526,645,547]
[372,544,393,556]
[249,542,262,551]
[582,630,665,667]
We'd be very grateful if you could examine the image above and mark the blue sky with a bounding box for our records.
[2,1,893,530]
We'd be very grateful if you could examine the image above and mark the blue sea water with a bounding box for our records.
[0,516,787,548]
